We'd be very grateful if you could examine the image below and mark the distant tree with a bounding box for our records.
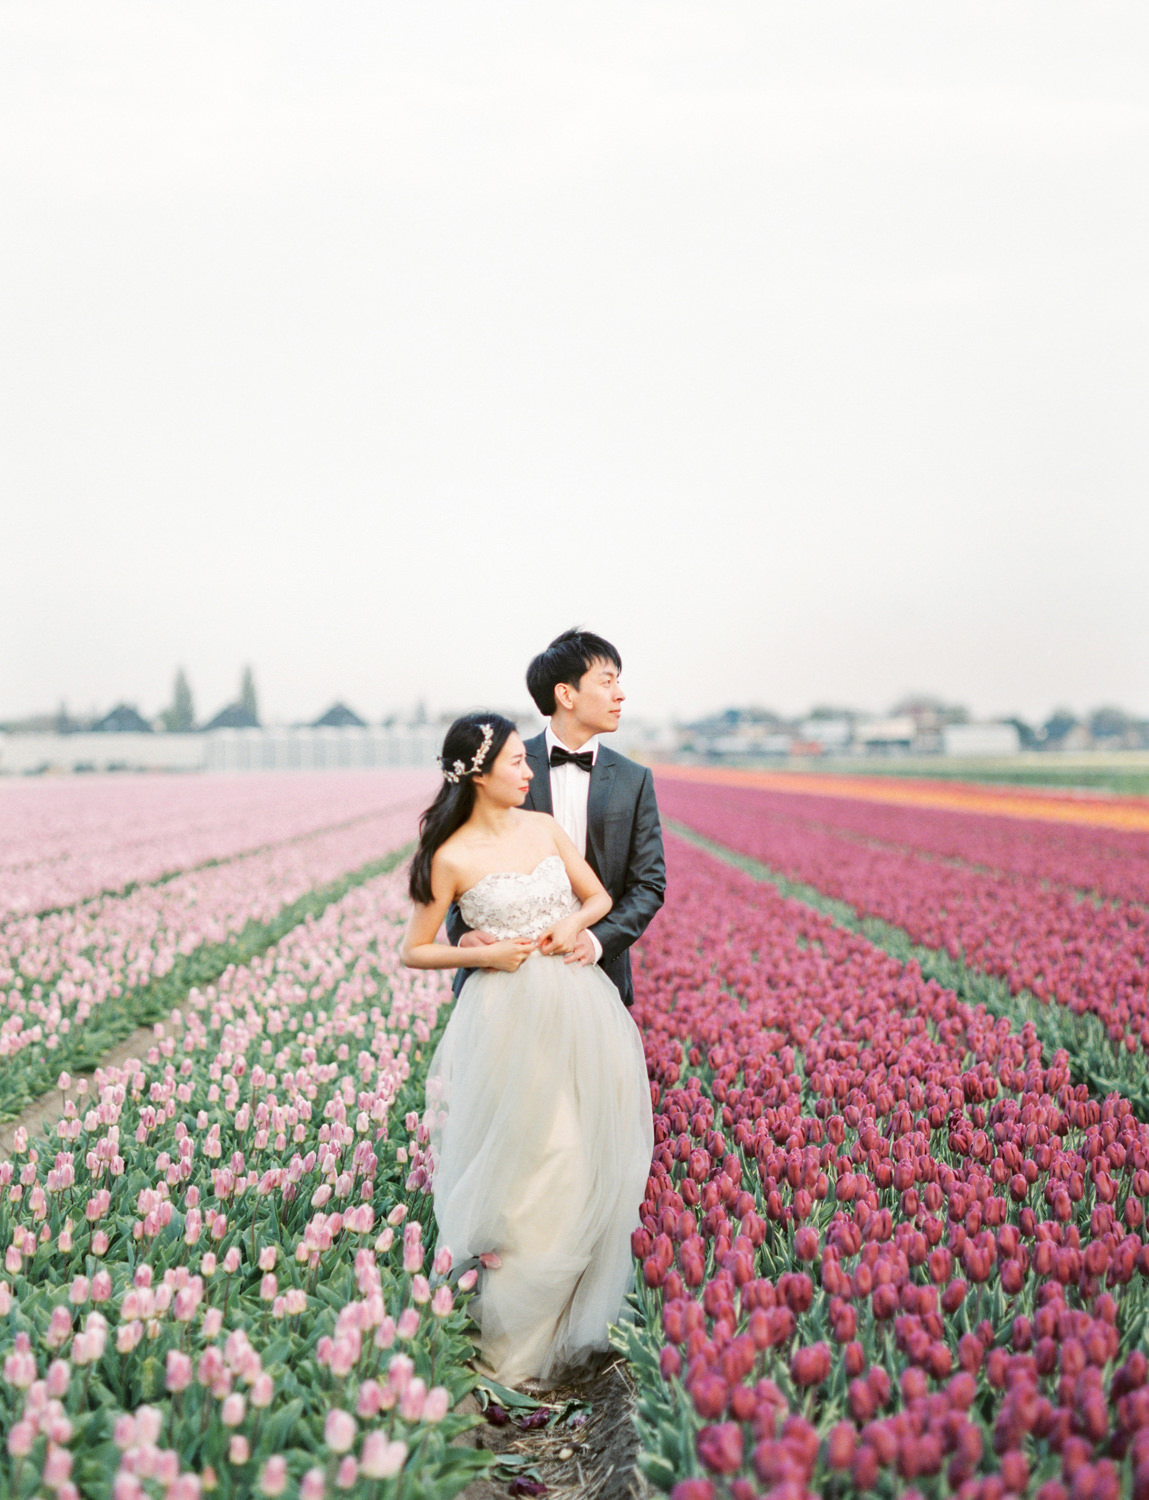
[1090,706,1131,740]
[1001,716,1039,750]
[161,668,196,732]
[1042,708,1078,745]
[54,701,77,735]
[239,666,259,726]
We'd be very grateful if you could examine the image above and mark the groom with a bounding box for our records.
[448,628,666,1007]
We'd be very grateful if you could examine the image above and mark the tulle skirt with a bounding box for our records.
[425,953,654,1387]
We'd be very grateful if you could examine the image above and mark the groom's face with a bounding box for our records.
[561,658,625,735]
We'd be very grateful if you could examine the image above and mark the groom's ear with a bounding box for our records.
[553,680,577,712]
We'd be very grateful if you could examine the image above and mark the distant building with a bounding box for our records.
[677,706,795,761]
[799,717,852,751]
[942,723,1021,757]
[312,702,367,729]
[855,717,916,753]
[91,704,153,733]
[1060,724,1094,753]
[202,702,260,731]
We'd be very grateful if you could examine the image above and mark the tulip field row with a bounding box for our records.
[0,772,435,919]
[623,832,1149,1500]
[0,798,431,1120]
[0,860,490,1500]
[654,771,1149,904]
[654,776,1149,1106]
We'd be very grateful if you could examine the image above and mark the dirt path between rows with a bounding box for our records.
[0,1014,182,1158]
[455,1358,650,1500]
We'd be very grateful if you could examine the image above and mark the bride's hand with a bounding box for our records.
[538,916,581,956]
[481,939,535,972]
[458,929,498,949]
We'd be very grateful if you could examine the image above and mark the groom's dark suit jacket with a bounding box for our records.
[445,732,666,1007]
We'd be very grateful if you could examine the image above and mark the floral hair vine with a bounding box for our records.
[440,722,494,785]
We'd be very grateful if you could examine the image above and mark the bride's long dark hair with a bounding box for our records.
[408,712,517,905]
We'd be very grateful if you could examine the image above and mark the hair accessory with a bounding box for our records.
[440,722,494,784]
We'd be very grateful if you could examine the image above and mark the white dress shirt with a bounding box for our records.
[544,723,603,961]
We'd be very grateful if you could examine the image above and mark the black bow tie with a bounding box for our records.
[549,745,594,772]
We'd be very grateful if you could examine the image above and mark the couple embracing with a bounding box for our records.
[402,628,665,1387]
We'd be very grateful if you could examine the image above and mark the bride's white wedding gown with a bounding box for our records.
[425,854,654,1386]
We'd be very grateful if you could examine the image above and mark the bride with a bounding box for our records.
[401,712,654,1387]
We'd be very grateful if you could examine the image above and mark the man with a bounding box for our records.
[447,628,666,1006]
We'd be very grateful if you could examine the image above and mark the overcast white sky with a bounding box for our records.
[3,2,1146,726]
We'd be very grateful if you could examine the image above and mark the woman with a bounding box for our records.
[401,712,654,1387]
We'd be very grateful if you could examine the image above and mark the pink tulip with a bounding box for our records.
[45,1305,73,1349]
[135,1407,163,1445]
[43,1444,73,1487]
[166,1350,193,1392]
[324,1408,356,1453]
[360,1433,408,1478]
[399,1377,427,1422]
[300,1469,325,1500]
[221,1393,245,1426]
[257,1456,288,1495]
[7,1420,35,1457]
[387,1354,414,1395]
[432,1246,452,1275]
[46,1359,71,1398]
[424,1386,450,1422]
[431,1285,454,1317]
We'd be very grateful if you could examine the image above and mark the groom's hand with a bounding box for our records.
[563,931,598,967]
[458,930,498,949]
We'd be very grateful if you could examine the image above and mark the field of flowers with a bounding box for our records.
[4,766,1149,1500]
[0,778,435,1120]
[0,773,497,1500]
[654,774,1149,1101]
[0,772,434,918]
[624,832,1149,1500]
[654,772,1149,904]
[0,864,485,1500]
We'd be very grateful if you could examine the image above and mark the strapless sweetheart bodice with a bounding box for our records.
[457,854,579,942]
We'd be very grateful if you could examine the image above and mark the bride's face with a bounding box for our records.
[474,732,532,808]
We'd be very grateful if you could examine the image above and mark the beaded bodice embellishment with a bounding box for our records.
[457,855,579,943]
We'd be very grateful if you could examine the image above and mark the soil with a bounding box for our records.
[455,1356,650,1500]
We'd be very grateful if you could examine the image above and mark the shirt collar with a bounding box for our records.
[545,723,599,763]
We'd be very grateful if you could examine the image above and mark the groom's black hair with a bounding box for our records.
[526,628,622,716]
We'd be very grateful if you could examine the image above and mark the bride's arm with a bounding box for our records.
[537,820,612,955]
[401,853,534,972]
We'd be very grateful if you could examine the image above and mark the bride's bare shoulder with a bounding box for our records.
[516,809,556,830]
[430,834,470,884]
[515,809,562,844]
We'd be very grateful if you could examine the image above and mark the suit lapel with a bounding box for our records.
[523,733,552,815]
[586,749,617,878]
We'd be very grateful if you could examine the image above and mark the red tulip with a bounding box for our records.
[790,1342,830,1388]
[696,1423,743,1475]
